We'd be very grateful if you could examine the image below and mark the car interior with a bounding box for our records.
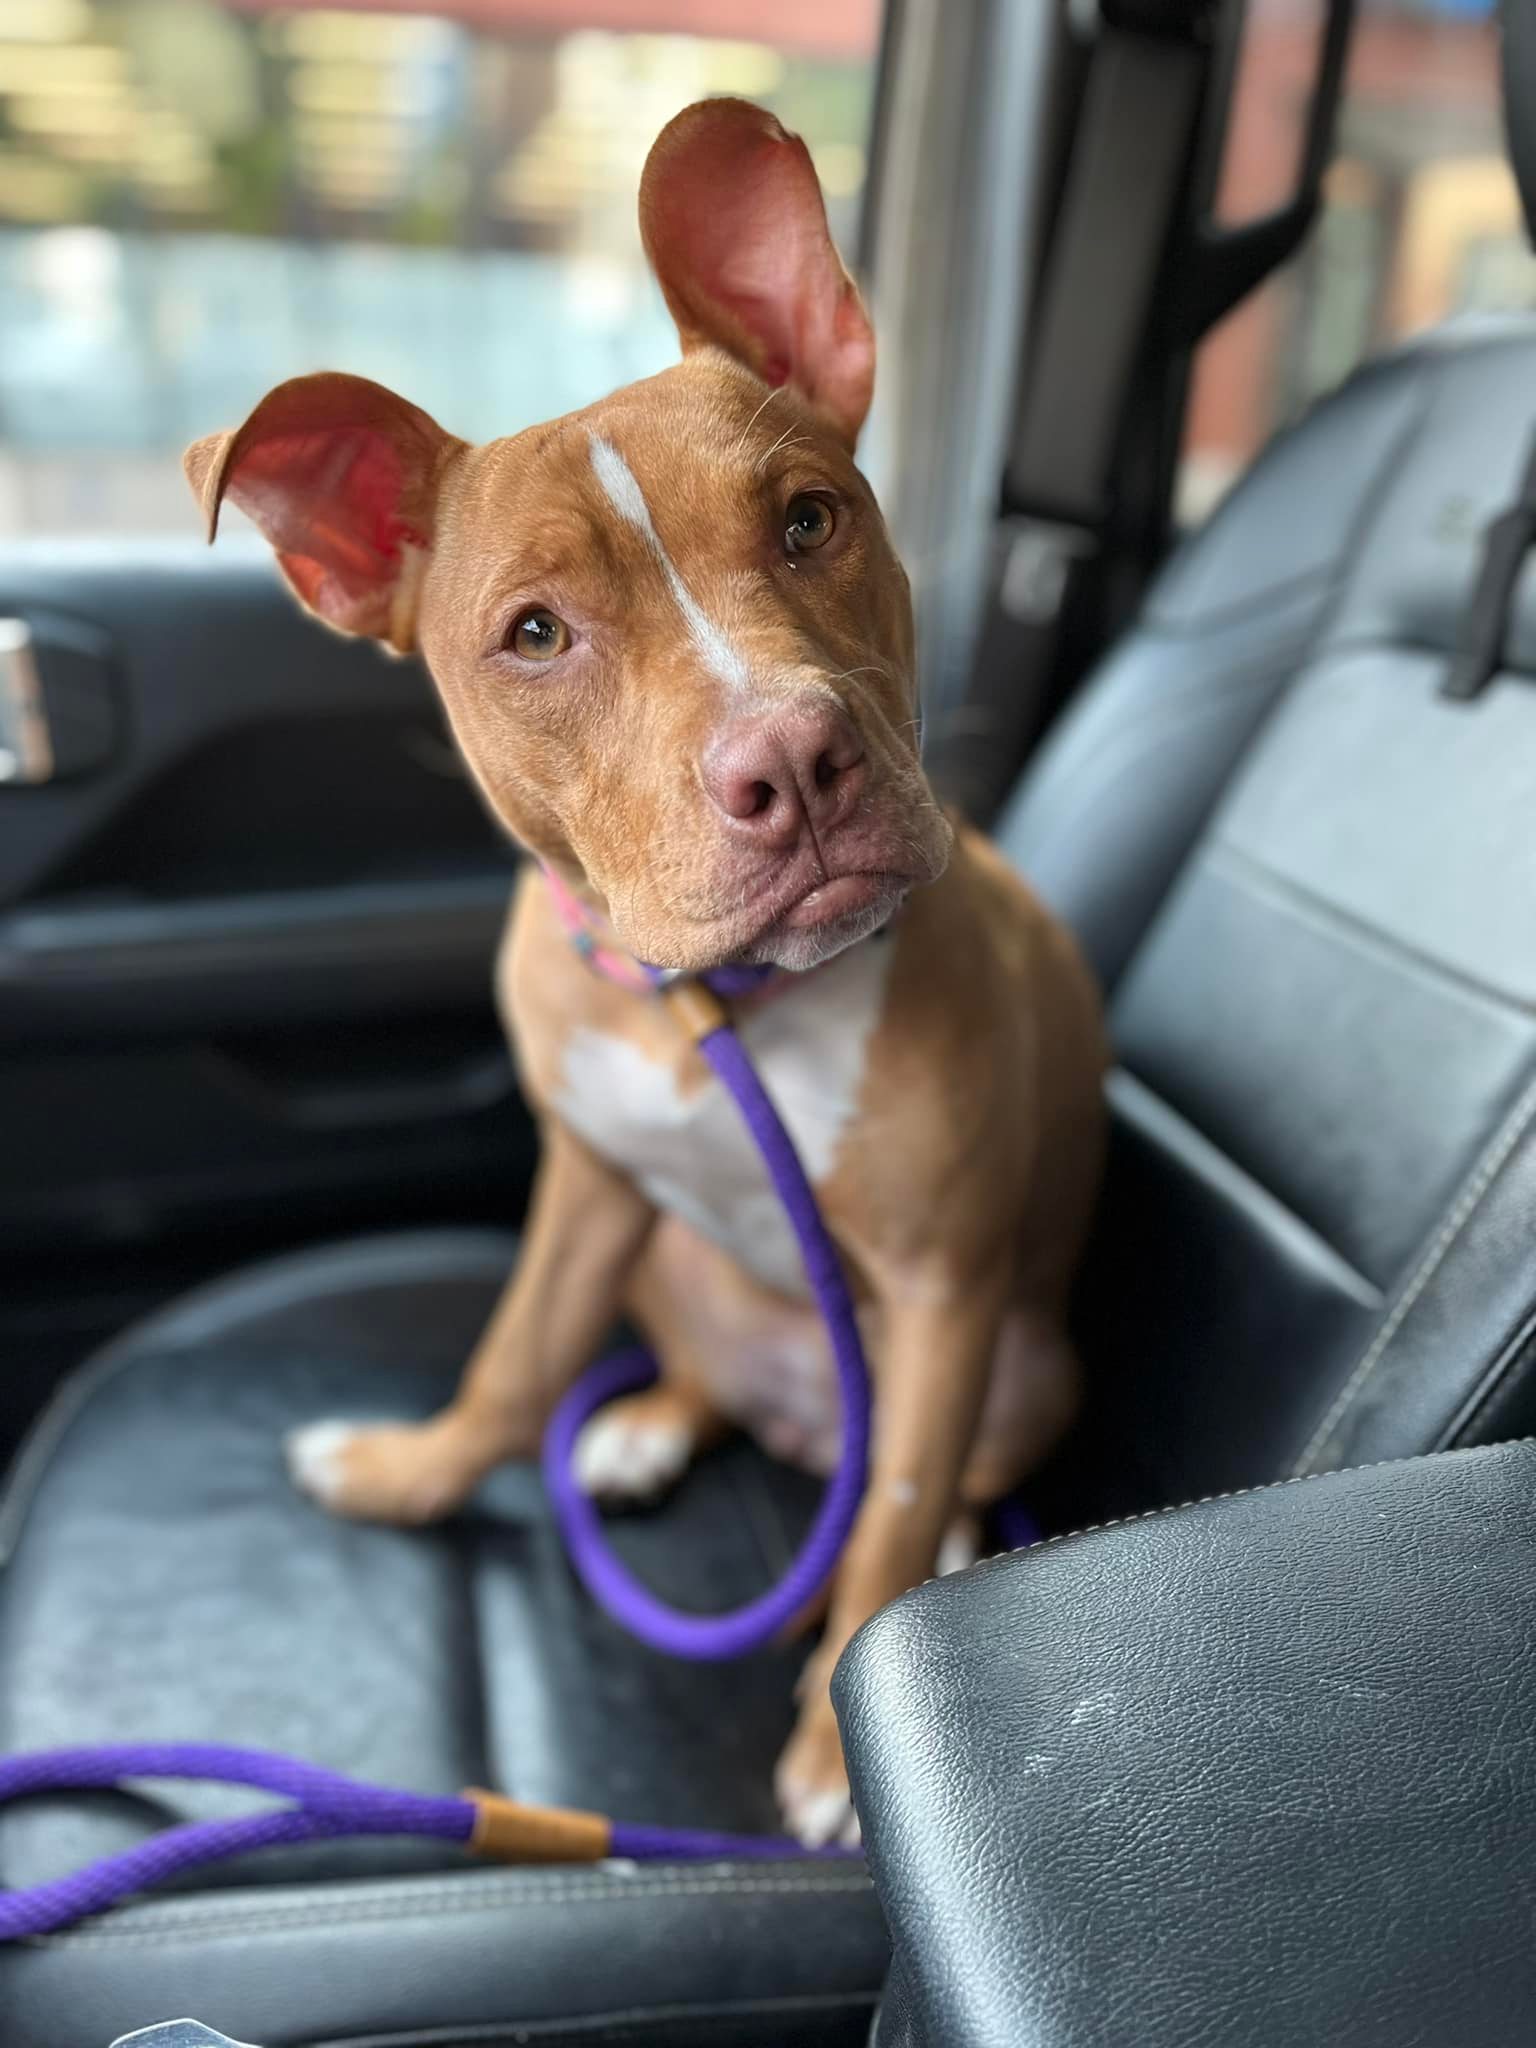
[3,0,1536,2042]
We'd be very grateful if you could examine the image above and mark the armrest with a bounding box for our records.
[833,1441,1536,2048]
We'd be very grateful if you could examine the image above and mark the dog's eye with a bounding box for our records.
[784,495,836,554]
[506,607,571,662]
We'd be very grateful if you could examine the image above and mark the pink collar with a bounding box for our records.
[541,866,787,1002]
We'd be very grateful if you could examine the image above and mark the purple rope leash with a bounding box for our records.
[0,1743,848,1941]
[542,1016,872,1660]
[0,1746,472,1942]
[0,969,1039,1938]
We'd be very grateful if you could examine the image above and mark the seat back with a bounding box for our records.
[1000,321,1536,1513]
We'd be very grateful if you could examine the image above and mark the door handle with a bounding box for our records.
[0,612,119,784]
[0,619,51,783]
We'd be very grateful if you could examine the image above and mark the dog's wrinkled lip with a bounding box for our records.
[624,860,918,976]
[781,871,897,930]
[723,864,918,966]
[738,836,928,927]
[618,805,951,973]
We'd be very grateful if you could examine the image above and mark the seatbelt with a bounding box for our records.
[1443,427,1536,702]
[943,0,1356,822]
[1006,27,1204,533]
[935,12,1208,818]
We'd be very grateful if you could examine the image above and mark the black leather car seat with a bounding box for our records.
[11,34,1536,2039]
[0,1234,885,2044]
[1004,305,1536,1522]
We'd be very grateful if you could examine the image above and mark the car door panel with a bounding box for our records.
[0,540,533,1412]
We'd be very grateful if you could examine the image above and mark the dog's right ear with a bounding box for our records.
[183,373,464,654]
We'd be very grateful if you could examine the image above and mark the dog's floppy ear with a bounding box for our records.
[183,373,464,653]
[640,97,875,449]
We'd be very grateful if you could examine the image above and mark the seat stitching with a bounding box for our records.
[34,1870,869,1918]
[1289,1070,1536,1476]
[22,1873,874,1948]
[958,1436,1536,1575]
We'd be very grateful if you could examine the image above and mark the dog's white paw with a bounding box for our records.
[285,1419,362,1506]
[774,1699,861,1852]
[782,1782,862,1852]
[937,1513,982,1578]
[573,1407,695,1503]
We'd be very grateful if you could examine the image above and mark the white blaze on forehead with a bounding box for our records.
[588,432,751,693]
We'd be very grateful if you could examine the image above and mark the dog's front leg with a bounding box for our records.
[287,1119,655,1524]
[774,1267,1011,1846]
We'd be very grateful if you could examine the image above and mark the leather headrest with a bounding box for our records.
[1502,0,1536,247]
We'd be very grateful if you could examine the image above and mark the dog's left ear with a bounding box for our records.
[640,97,875,450]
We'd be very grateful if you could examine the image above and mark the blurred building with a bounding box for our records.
[0,0,878,533]
[0,0,1528,539]
[1184,0,1526,516]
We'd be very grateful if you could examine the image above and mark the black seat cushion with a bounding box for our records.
[0,1232,885,2047]
[1000,320,1536,1518]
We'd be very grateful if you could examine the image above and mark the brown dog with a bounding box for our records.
[184,99,1106,1847]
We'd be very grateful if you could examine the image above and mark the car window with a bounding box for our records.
[0,0,880,539]
[1180,0,1531,524]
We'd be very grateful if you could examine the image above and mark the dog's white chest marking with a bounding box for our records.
[555,938,893,1297]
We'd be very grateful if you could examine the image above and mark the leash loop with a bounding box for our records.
[541,1016,873,1660]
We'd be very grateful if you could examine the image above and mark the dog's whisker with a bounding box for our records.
[735,386,784,454]
[823,666,892,687]
[754,427,809,475]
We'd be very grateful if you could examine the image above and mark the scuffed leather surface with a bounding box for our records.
[0,1234,884,2046]
[1004,323,1536,1514]
[837,1440,1536,2048]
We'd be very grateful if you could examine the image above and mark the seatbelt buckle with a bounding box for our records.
[995,515,1099,626]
